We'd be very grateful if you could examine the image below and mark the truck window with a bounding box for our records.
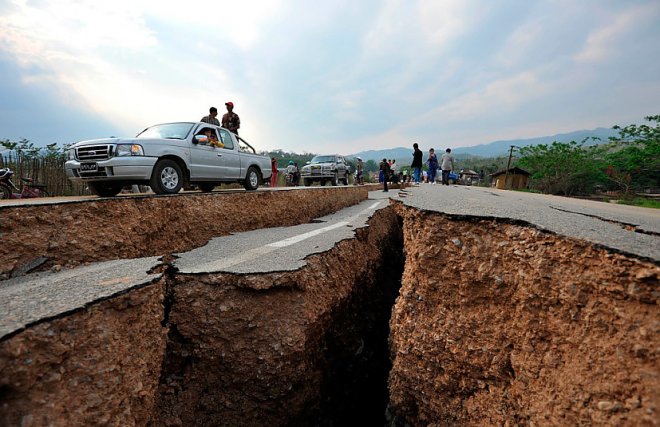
[218,129,234,150]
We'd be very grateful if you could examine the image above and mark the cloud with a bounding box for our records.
[425,71,551,123]
[574,3,660,64]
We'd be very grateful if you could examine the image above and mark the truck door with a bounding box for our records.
[217,129,241,179]
[189,126,224,179]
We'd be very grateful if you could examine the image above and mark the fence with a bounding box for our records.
[0,153,89,196]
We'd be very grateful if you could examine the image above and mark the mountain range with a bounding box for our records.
[348,127,619,163]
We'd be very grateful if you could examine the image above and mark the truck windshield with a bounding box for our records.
[310,155,336,163]
[137,123,194,140]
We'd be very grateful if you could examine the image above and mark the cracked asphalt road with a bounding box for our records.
[397,184,659,261]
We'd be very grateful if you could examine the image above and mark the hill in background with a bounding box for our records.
[349,127,619,164]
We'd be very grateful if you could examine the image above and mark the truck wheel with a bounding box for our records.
[343,173,349,185]
[150,159,183,195]
[243,166,260,191]
[320,180,326,186]
[303,178,311,187]
[88,182,123,197]
[0,184,12,199]
[198,183,216,192]
[331,173,338,186]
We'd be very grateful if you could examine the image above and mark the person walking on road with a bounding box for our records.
[356,157,364,185]
[426,148,438,184]
[411,143,423,184]
[201,107,220,126]
[222,101,241,135]
[379,158,391,192]
[441,148,455,185]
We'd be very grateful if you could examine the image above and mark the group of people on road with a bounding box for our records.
[377,143,456,192]
[201,102,240,135]
[410,143,455,186]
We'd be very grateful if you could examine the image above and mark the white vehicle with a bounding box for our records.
[65,122,272,197]
[300,154,350,186]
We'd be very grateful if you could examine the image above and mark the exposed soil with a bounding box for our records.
[0,282,167,427]
[388,202,659,426]
[151,207,403,426]
[1,193,658,426]
[0,187,369,278]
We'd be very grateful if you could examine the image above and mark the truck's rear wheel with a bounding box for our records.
[243,166,260,191]
[331,173,338,186]
[88,182,123,197]
[150,159,183,195]
[303,178,311,187]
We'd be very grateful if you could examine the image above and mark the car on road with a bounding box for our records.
[300,154,350,186]
[65,122,272,197]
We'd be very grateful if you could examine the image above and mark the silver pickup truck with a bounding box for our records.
[65,122,272,197]
[300,154,350,186]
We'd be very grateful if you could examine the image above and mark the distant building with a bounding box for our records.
[458,169,480,185]
[491,167,531,190]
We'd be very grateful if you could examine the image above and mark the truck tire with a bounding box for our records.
[198,183,216,192]
[303,178,311,187]
[243,166,260,191]
[88,182,123,197]
[343,173,349,185]
[150,159,183,195]
[331,173,338,186]
[320,180,326,186]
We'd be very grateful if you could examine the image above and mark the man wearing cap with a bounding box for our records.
[201,107,220,126]
[222,102,241,135]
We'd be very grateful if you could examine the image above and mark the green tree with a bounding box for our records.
[517,140,604,195]
[602,115,660,194]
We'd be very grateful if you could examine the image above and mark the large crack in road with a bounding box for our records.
[1,185,658,426]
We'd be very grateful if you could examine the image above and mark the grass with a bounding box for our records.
[617,198,660,209]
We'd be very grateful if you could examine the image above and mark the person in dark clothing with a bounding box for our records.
[379,158,391,192]
[201,107,220,126]
[426,148,438,184]
[222,101,240,135]
[411,143,423,184]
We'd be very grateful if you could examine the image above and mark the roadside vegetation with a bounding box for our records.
[513,115,659,206]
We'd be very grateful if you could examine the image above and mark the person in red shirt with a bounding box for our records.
[270,157,278,187]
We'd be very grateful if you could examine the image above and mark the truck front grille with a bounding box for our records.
[77,145,112,161]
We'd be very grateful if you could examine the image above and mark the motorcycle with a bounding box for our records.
[0,168,50,199]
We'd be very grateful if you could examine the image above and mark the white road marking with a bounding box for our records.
[268,221,349,248]
[184,200,384,272]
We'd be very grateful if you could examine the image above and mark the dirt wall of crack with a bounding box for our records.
[0,282,167,426]
[0,205,403,426]
[388,202,659,426]
[0,187,370,278]
[151,207,403,426]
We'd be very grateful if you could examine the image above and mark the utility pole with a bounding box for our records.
[504,145,515,189]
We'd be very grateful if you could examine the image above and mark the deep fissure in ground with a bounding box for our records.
[1,201,658,426]
[150,208,405,426]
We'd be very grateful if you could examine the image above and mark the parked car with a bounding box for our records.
[300,154,350,186]
[65,122,271,197]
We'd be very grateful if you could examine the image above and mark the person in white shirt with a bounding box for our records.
[440,148,455,185]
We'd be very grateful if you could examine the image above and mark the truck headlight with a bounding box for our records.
[66,149,76,160]
[116,144,144,156]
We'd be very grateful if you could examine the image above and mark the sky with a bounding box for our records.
[0,0,659,155]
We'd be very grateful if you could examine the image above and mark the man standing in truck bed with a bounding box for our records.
[222,101,241,135]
